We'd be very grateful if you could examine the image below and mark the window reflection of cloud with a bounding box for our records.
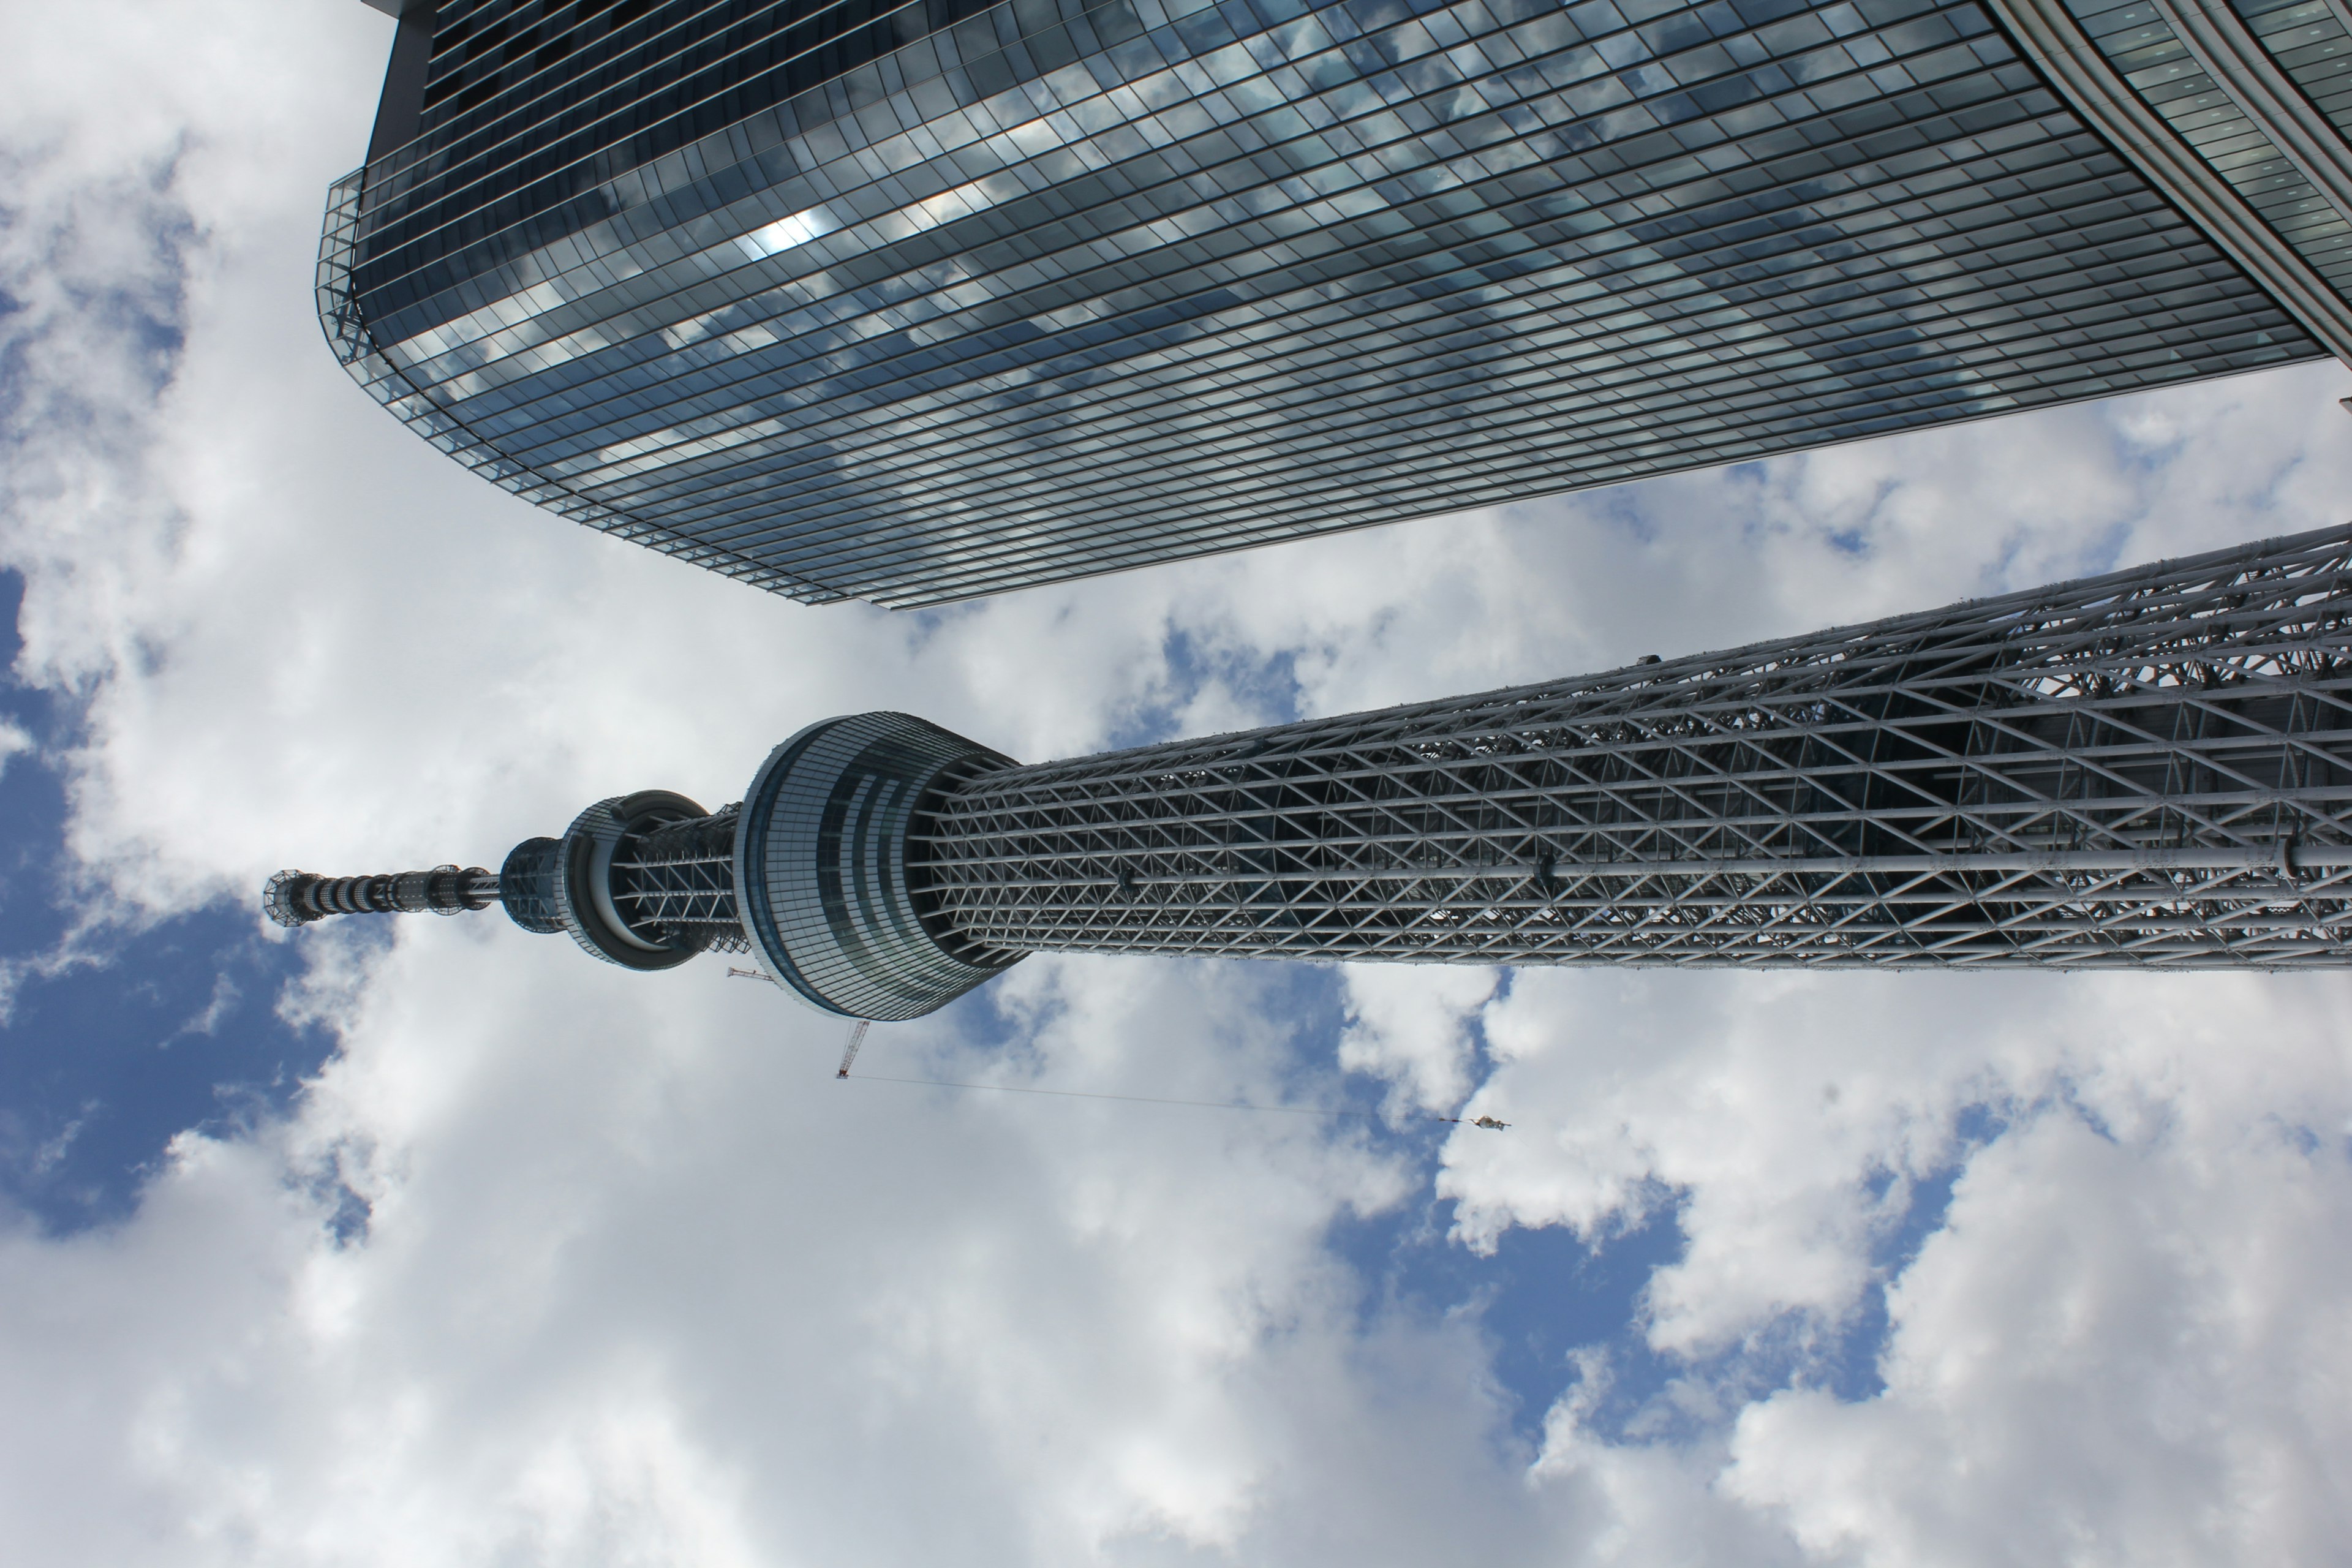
[338,0,2313,605]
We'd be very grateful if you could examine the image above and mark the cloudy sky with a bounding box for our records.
[4,2,2352,1563]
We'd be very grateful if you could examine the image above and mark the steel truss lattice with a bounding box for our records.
[912,526,2352,970]
[609,807,749,956]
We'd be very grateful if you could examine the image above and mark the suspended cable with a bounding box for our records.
[725,972,1510,1128]
[839,1068,1507,1128]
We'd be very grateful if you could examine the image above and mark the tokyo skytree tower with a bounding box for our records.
[266,526,2352,1019]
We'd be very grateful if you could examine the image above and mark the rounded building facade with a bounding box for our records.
[322,0,2344,609]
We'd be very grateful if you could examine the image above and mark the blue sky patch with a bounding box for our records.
[0,570,333,1232]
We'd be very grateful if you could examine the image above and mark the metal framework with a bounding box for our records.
[914,527,2352,970]
[266,525,2352,1007]
[609,808,749,956]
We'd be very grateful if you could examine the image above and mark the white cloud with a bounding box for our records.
[1446,969,2352,1564]
[2,1,2352,1563]
[1713,977,2352,1566]
[1337,963,1498,1117]
[0,719,31,775]
[733,208,831,261]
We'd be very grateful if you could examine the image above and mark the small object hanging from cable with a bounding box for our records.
[727,967,779,986]
[837,1019,872,1079]
[1438,1114,1511,1131]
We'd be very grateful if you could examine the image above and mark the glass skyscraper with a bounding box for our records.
[321,0,2352,608]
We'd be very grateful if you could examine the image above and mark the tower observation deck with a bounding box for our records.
[268,525,2352,1017]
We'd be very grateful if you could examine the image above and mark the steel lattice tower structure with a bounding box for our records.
[269,525,2352,1016]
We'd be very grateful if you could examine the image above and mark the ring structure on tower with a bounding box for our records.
[734,712,1023,1019]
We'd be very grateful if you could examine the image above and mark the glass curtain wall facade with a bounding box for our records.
[320,0,2341,608]
[270,524,2352,1017]
[1980,0,2352,354]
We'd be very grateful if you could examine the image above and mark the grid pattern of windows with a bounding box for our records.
[912,525,2352,969]
[2063,0,2352,296]
[2232,0,2352,141]
[361,0,994,322]
[325,0,2322,608]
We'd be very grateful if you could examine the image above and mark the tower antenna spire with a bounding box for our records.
[263,865,498,927]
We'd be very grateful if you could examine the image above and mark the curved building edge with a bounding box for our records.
[311,168,850,608]
[1982,0,2352,366]
[318,0,2337,614]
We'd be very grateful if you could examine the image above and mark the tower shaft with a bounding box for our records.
[266,526,2352,1013]
[911,527,2352,969]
